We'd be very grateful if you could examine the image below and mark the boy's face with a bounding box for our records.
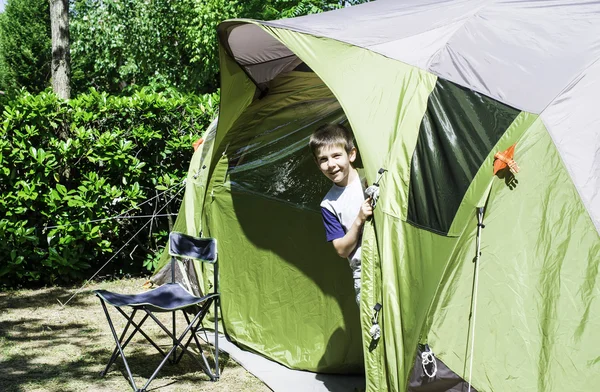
[315,144,357,186]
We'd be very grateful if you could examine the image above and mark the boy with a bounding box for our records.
[309,123,372,305]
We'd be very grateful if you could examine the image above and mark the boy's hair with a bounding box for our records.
[309,123,355,158]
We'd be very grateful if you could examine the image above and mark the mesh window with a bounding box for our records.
[226,96,350,211]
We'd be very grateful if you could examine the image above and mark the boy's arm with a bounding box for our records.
[332,198,373,258]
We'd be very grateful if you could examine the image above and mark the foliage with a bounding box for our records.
[0,0,52,94]
[178,0,350,94]
[264,0,346,19]
[70,0,371,95]
[0,87,219,287]
[177,0,250,95]
[70,0,258,94]
[70,0,201,94]
[0,0,370,95]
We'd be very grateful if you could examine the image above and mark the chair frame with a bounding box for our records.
[95,232,220,392]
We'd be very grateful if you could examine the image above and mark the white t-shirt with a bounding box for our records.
[320,175,366,279]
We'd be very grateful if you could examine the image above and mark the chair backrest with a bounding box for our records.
[169,232,217,264]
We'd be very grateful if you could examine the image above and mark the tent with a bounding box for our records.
[153,1,600,391]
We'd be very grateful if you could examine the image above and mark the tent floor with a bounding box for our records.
[207,333,366,392]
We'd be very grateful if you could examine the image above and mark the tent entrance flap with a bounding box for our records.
[205,69,366,373]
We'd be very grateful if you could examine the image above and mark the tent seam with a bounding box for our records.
[259,22,420,73]
[262,1,483,51]
[539,54,600,114]
[425,0,494,70]
[537,116,600,235]
[537,54,600,235]
[237,53,297,67]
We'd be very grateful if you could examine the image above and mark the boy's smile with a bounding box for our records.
[315,144,357,187]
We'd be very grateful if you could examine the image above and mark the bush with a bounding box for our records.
[0,0,51,93]
[0,87,219,287]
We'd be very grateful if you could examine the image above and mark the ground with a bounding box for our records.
[0,277,271,392]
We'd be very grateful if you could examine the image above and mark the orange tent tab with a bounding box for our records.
[192,137,204,151]
[493,143,519,175]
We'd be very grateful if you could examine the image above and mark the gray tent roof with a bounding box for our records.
[219,0,600,233]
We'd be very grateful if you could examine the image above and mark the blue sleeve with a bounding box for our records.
[321,207,345,242]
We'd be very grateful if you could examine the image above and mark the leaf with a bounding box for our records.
[38,149,46,162]
[56,184,67,196]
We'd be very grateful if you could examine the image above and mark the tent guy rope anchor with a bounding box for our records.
[421,344,438,378]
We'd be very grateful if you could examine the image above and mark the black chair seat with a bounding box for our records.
[95,283,214,312]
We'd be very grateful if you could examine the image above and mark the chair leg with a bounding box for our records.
[171,311,177,364]
[140,306,213,391]
[214,296,220,380]
[102,309,168,377]
[99,300,139,392]
[144,303,212,368]
[179,311,214,375]
[175,311,198,363]
[101,309,139,377]
[189,301,220,381]
[114,308,166,357]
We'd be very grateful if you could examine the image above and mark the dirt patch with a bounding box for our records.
[0,278,271,392]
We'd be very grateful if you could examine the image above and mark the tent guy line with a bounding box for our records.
[45,180,186,230]
[45,213,178,230]
[58,183,186,308]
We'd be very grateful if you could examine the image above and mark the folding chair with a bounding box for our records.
[94,232,220,392]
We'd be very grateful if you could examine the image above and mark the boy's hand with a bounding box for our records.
[357,197,374,223]
[335,197,374,259]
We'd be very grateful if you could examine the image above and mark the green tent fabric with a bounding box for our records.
[153,1,600,391]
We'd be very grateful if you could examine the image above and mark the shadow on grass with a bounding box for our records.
[0,286,89,310]
[1,313,234,392]
[0,318,90,344]
[0,284,235,392]
[107,348,232,387]
[0,314,112,391]
[0,347,110,390]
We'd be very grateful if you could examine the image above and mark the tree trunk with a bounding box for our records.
[49,0,70,100]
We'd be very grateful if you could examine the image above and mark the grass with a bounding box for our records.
[0,277,271,392]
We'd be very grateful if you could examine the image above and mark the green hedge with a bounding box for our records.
[0,87,218,287]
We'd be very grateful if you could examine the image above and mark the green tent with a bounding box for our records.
[154,1,600,391]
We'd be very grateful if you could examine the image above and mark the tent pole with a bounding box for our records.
[467,207,485,392]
